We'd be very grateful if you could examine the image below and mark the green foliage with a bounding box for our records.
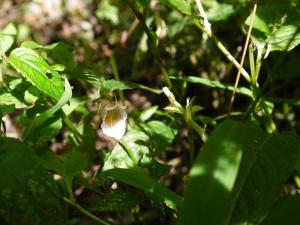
[245,0,300,52]
[180,120,300,225]
[103,168,183,211]
[8,47,64,100]
[1,0,300,224]
[160,0,191,15]
[260,196,300,225]
[0,23,17,56]
[0,137,68,225]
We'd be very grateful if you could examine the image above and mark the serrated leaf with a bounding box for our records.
[103,168,183,211]
[245,1,300,52]
[160,0,191,15]
[0,137,68,225]
[8,47,64,100]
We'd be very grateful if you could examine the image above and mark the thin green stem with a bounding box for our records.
[248,44,256,86]
[194,20,251,82]
[125,0,172,88]
[62,112,83,144]
[109,55,125,104]
[63,197,113,225]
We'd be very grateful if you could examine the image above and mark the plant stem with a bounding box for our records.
[193,1,251,83]
[227,3,257,116]
[64,197,113,225]
[62,112,83,144]
[109,55,125,104]
[193,21,251,82]
[125,0,172,88]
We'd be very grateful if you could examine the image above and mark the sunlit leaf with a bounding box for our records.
[159,0,191,15]
[179,120,300,225]
[8,47,64,100]
[245,0,300,52]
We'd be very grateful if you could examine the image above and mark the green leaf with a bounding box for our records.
[25,117,62,148]
[159,0,191,15]
[179,120,300,225]
[24,86,40,104]
[103,120,177,172]
[8,47,64,100]
[205,1,234,22]
[260,196,300,225]
[89,191,143,212]
[37,148,88,194]
[171,76,253,98]
[139,105,158,122]
[0,137,68,225]
[0,23,17,55]
[0,104,15,118]
[179,120,258,225]
[231,131,300,225]
[100,79,161,96]
[23,78,72,140]
[245,1,300,52]
[96,0,119,24]
[103,168,183,211]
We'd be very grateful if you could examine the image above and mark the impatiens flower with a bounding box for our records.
[100,100,127,140]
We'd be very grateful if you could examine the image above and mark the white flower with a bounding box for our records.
[100,101,127,140]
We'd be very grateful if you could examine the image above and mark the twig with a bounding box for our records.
[193,0,251,82]
[64,197,113,225]
[227,3,257,117]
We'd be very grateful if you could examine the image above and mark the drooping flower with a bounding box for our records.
[100,100,127,140]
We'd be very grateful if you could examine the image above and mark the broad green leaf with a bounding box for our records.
[179,120,300,225]
[160,0,191,15]
[231,131,300,225]
[23,78,72,140]
[260,196,300,225]
[8,47,64,100]
[179,120,261,225]
[245,1,300,52]
[100,79,161,96]
[0,137,68,225]
[171,76,253,98]
[103,120,177,174]
[103,168,183,211]
[37,148,88,194]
